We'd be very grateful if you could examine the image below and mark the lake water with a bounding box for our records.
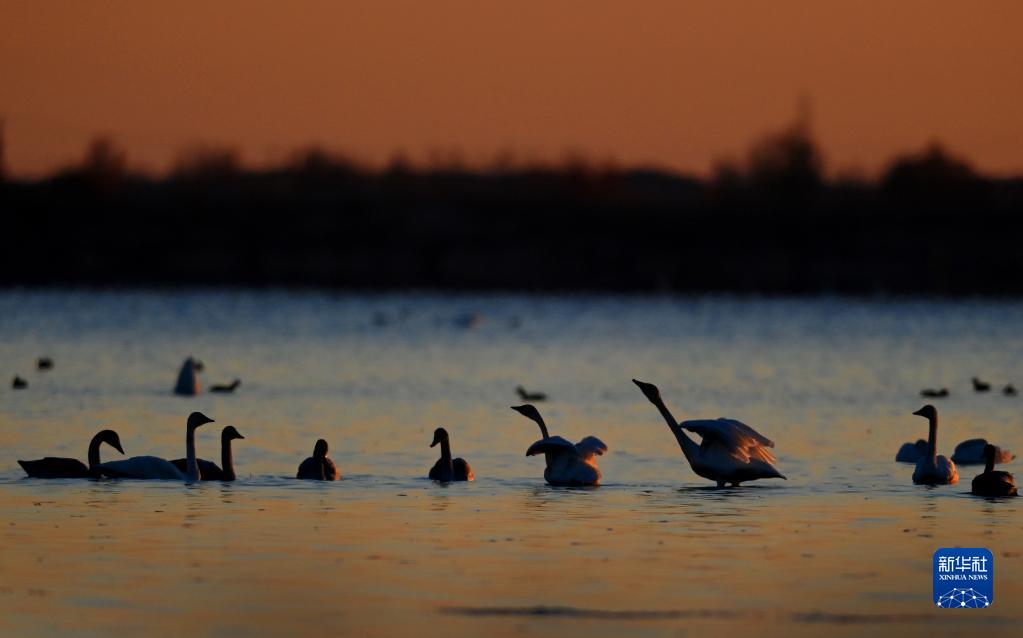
[1,291,1020,637]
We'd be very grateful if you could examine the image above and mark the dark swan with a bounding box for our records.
[18,430,124,478]
[171,425,245,481]
[428,427,473,482]
[297,439,340,480]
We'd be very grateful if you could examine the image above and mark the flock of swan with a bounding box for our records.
[15,375,1016,496]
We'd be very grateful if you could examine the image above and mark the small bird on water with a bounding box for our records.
[516,385,547,401]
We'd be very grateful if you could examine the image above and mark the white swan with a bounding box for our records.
[632,379,785,487]
[511,404,607,486]
[97,412,214,480]
[910,405,958,485]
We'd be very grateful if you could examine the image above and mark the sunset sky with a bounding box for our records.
[1,1,1020,178]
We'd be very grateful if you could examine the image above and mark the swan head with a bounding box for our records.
[510,404,542,423]
[99,429,125,455]
[187,411,215,430]
[222,425,245,441]
[313,439,329,458]
[430,427,449,448]
[632,378,661,403]
[912,404,937,421]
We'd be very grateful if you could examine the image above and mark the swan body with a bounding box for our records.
[972,377,991,392]
[951,438,1014,465]
[428,427,473,482]
[920,388,948,398]
[171,425,245,481]
[37,357,54,370]
[98,456,190,480]
[512,404,605,486]
[18,429,124,478]
[632,379,784,487]
[526,434,607,486]
[895,439,927,463]
[971,444,1017,496]
[910,405,958,485]
[297,439,340,480]
[12,376,27,389]
[1004,384,1017,396]
[174,357,200,395]
[98,412,214,480]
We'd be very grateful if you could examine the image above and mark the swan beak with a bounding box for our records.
[112,441,125,454]
[912,407,926,416]
[430,434,440,448]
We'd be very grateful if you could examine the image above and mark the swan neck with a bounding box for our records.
[984,454,995,474]
[221,436,235,481]
[926,417,938,458]
[87,433,103,468]
[655,398,698,459]
[186,426,199,480]
[439,438,453,473]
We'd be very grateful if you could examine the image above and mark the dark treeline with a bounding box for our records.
[2,121,1022,294]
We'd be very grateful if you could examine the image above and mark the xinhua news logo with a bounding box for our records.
[933,548,993,608]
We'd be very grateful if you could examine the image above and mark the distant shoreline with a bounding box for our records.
[4,129,1021,295]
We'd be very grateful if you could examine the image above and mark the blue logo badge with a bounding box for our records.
[933,548,993,608]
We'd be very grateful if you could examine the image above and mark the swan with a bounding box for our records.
[516,386,548,401]
[632,379,785,487]
[1004,384,1017,396]
[910,405,958,485]
[97,412,214,480]
[37,357,54,370]
[510,404,606,486]
[972,377,991,392]
[171,425,245,481]
[971,444,1017,497]
[18,430,124,478]
[210,379,241,393]
[920,388,949,398]
[895,439,928,463]
[174,357,200,395]
[428,427,473,482]
[950,438,1014,465]
[296,439,340,480]
[12,375,27,389]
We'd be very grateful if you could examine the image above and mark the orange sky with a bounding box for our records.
[1,1,1021,178]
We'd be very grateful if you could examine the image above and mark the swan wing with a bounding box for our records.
[574,436,608,459]
[682,418,776,463]
[526,435,578,457]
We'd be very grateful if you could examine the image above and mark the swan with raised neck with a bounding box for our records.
[429,427,473,482]
[511,404,606,486]
[18,430,125,478]
[910,404,958,485]
[632,378,784,487]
